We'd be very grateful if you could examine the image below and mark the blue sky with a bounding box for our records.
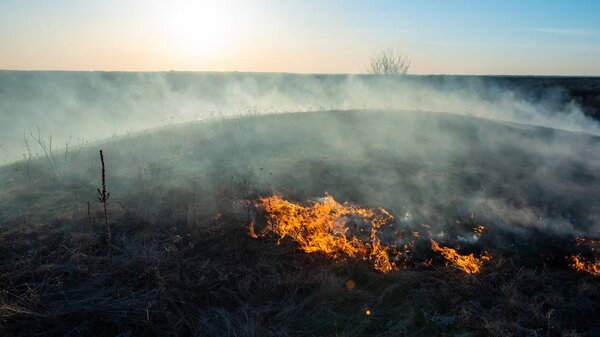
[1,0,599,74]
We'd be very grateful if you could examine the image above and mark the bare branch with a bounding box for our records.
[368,47,410,75]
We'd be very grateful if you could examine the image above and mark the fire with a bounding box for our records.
[568,254,600,276]
[473,225,485,236]
[574,237,600,246]
[430,239,489,274]
[248,194,600,278]
[250,193,492,274]
[253,193,398,272]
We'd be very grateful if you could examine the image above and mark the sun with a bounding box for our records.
[161,1,238,56]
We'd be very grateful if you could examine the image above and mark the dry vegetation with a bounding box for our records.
[1,110,599,336]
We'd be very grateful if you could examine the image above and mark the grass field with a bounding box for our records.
[1,109,599,336]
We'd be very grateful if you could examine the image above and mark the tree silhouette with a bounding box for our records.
[368,47,410,75]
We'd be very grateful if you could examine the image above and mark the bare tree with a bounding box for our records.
[368,47,410,75]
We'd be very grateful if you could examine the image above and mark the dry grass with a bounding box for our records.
[1,110,599,336]
[0,199,599,336]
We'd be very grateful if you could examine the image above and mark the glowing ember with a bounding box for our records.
[568,254,600,276]
[253,193,398,272]
[574,237,600,246]
[473,225,485,236]
[430,239,489,274]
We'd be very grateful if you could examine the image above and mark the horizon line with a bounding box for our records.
[1,69,600,78]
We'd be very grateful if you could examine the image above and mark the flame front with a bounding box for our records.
[251,193,493,274]
[248,194,600,278]
[568,254,600,276]
[430,239,489,274]
[254,193,397,272]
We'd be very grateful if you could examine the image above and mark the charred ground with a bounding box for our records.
[1,109,600,336]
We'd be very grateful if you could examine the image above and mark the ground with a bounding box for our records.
[1,110,599,336]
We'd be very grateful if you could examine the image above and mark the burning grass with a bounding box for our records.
[430,239,489,274]
[567,237,600,276]
[569,254,600,276]
[251,193,493,274]
[251,193,399,273]
[2,196,599,336]
[251,193,600,279]
[249,193,600,279]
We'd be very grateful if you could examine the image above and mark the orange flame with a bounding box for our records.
[574,237,600,246]
[430,239,489,274]
[254,193,398,272]
[251,193,493,274]
[568,254,600,276]
[473,225,485,236]
[247,218,258,238]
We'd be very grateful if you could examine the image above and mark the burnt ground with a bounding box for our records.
[1,110,600,336]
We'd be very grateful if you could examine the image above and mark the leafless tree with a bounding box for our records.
[368,47,410,75]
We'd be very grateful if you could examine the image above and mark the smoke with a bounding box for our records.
[1,71,598,164]
[1,71,599,237]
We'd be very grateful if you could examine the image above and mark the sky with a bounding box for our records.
[0,0,599,75]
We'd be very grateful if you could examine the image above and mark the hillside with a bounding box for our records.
[1,110,599,336]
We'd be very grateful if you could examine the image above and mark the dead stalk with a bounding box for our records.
[87,201,93,234]
[97,150,112,263]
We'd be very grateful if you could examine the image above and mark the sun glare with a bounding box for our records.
[161,1,238,56]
